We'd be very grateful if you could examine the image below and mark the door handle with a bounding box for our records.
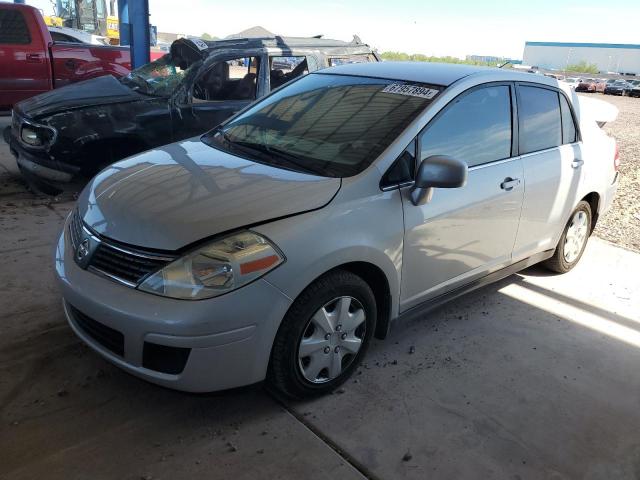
[571,159,584,168]
[500,177,520,191]
[65,59,77,70]
[26,53,42,63]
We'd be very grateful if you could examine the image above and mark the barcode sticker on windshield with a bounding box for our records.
[382,83,439,99]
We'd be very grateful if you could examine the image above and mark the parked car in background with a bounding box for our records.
[6,36,378,193]
[594,80,607,93]
[56,62,619,397]
[604,80,631,95]
[0,3,134,111]
[627,80,640,98]
[564,77,579,89]
[575,78,597,92]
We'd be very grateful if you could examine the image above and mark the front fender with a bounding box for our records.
[254,188,404,322]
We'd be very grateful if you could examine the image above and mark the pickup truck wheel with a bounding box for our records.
[544,201,592,273]
[267,270,376,399]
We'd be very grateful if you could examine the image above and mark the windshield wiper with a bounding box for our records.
[233,140,324,176]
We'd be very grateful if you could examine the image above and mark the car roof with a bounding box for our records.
[201,35,370,51]
[317,61,556,87]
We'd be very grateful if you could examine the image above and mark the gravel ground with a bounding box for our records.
[588,93,640,252]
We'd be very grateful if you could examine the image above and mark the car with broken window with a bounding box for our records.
[56,62,619,398]
[5,35,377,193]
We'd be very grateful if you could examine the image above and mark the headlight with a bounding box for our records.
[138,231,284,300]
[20,124,56,147]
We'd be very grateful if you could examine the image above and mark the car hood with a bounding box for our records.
[78,139,341,250]
[15,75,144,119]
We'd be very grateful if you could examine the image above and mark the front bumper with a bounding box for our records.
[55,214,292,392]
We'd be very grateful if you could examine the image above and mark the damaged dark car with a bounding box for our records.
[5,36,377,193]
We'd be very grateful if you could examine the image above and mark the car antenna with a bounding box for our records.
[498,60,512,69]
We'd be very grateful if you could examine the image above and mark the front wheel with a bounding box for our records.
[543,201,592,273]
[267,270,376,399]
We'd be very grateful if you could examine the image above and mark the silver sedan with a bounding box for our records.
[56,62,619,397]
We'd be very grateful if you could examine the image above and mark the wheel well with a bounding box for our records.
[330,262,392,340]
[582,192,600,232]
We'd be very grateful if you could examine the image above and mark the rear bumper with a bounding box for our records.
[600,172,619,218]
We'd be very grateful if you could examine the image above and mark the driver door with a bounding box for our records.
[174,53,265,140]
[400,83,524,311]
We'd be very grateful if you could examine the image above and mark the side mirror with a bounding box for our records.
[410,155,468,206]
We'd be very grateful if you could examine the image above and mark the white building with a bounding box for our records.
[523,42,640,75]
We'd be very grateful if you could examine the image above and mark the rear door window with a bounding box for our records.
[269,56,308,90]
[559,95,577,144]
[518,86,562,154]
[0,10,31,44]
[193,56,260,102]
[419,85,512,168]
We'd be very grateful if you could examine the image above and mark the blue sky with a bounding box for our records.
[30,0,640,59]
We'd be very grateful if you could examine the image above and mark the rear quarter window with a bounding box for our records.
[559,95,577,144]
[518,85,562,154]
[0,10,31,45]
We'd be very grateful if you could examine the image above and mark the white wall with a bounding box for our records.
[523,45,640,74]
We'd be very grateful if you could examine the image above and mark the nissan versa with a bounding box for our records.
[55,62,619,398]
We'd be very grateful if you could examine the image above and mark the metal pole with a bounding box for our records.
[118,0,130,46]
[129,0,150,68]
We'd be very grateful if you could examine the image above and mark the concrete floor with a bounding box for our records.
[1,116,639,479]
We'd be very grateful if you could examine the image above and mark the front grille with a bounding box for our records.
[89,242,174,285]
[11,111,23,137]
[70,304,125,356]
[69,208,176,286]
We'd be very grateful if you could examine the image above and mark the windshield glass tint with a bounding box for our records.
[121,54,194,97]
[203,74,441,177]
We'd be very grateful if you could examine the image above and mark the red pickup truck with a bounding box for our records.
[0,3,133,111]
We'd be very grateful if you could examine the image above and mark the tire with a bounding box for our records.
[267,270,376,399]
[543,201,592,274]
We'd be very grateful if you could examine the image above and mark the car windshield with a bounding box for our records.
[202,73,441,177]
[120,54,195,97]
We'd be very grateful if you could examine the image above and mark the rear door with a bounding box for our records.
[0,6,51,109]
[400,83,524,311]
[511,84,582,261]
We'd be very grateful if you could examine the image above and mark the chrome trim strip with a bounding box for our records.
[468,157,517,171]
[97,240,177,262]
[87,266,139,288]
[381,180,414,192]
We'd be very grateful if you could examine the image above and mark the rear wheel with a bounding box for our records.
[267,270,376,399]
[543,201,592,273]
